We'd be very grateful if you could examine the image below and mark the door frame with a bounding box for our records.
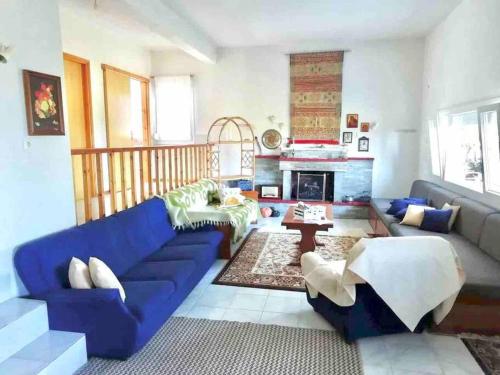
[63,52,96,198]
[101,63,151,147]
[63,53,95,149]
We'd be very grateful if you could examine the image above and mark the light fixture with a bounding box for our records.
[0,44,13,64]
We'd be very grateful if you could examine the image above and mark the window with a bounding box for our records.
[480,104,500,195]
[430,99,500,196]
[428,120,441,176]
[440,110,483,192]
[154,75,194,143]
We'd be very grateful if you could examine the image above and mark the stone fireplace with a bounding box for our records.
[254,151,374,218]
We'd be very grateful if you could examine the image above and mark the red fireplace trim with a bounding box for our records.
[279,157,348,162]
[291,139,340,145]
[255,155,374,161]
[258,197,370,206]
[255,154,281,159]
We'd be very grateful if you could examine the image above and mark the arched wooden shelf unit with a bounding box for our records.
[206,116,255,188]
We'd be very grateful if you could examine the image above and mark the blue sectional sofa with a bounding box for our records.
[14,197,223,359]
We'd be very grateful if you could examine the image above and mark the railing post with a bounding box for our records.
[81,154,92,222]
[107,151,117,214]
[95,153,105,218]
[119,151,127,209]
[162,149,167,194]
[168,148,173,191]
[139,150,145,202]
[130,150,137,206]
[155,149,160,195]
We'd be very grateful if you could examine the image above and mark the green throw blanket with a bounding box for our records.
[160,179,259,242]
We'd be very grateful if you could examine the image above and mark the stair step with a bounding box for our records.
[0,330,87,375]
[0,298,48,363]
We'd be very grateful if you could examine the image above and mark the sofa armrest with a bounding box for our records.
[39,288,140,358]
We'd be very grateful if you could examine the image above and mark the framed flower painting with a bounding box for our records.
[23,70,65,135]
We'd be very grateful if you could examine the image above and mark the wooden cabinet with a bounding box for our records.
[241,190,259,201]
[369,206,391,237]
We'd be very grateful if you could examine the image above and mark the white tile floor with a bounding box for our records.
[172,216,484,375]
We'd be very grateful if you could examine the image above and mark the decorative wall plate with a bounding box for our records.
[261,129,282,149]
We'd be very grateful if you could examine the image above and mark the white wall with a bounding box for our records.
[59,6,151,147]
[0,0,76,302]
[152,39,424,197]
[419,0,500,208]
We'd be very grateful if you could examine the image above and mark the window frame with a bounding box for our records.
[431,97,500,197]
[479,103,500,195]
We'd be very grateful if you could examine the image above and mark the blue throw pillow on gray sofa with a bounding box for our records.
[387,197,428,216]
[419,209,453,234]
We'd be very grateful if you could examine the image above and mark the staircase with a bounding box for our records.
[0,298,87,374]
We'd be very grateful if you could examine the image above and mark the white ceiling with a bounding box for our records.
[163,0,461,47]
[59,0,176,51]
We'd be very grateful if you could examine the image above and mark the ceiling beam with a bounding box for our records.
[118,0,217,63]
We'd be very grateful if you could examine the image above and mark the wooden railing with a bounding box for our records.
[71,144,210,224]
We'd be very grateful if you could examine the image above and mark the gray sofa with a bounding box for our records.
[370,180,500,333]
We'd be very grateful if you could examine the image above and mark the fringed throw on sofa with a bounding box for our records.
[161,178,258,242]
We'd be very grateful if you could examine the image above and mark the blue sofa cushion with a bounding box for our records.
[78,215,134,276]
[387,198,426,215]
[386,199,409,215]
[14,227,90,295]
[120,260,196,288]
[168,231,224,248]
[420,209,453,234]
[146,244,217,266]
[122,280,176,322]
[114,203,160,261]
[141,197,177,249]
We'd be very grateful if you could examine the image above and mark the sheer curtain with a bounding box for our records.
[154,75,194,143]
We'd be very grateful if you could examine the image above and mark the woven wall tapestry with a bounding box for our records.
[290,51,344,140]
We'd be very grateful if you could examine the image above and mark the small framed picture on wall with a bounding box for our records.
[358,136,369,152]
[23,70,65,136]
[360,122,370,132]
[342,132,353,144]
[346,114,359,128]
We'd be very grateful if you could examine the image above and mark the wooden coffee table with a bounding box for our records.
[281,204,334,253]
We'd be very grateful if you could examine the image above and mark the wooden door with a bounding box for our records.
[103,65,151,206]
[64,53,94,202]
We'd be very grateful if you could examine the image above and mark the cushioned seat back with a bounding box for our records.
[452,197,497,245]
[78,215,136,276]
[479,214,500,262]
[409,180,435,200]
[426,185,463,209]
[14,227,90,296]
[114,200,165,262]
[142,197,176,249]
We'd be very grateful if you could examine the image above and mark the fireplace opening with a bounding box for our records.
[291,171,334,202]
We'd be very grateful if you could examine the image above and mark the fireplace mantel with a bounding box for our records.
[279,159,348,173]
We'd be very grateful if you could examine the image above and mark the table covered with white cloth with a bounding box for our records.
[301,236,465,331]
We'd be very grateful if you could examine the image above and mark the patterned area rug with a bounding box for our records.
[213,229,361,291]
[78,317,362,375]
[462,335,500,375]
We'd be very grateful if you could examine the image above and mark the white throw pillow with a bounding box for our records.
[88,257,126,301]
[400,205,435,227]
[68,257,94,289]
[218,186,244,206]
[442,203,461,230]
